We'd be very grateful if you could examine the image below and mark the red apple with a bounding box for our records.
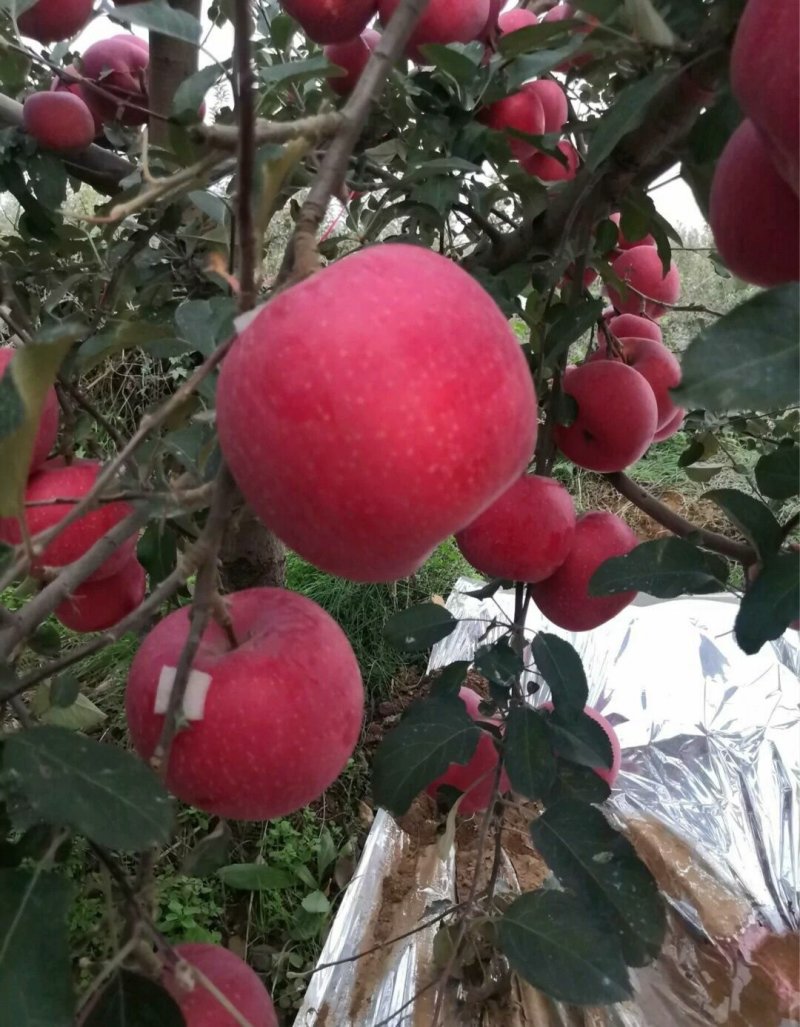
[541,702,621,784]
[80,34,150,127]
[606,312,662,344]
[709,119,799,288]
[23,91,95,152]
[0,459,135,580]
[379,0,490,61]
[426,687,510,813]
[525,78,569,134]
[18,0,93,43]
[0,348,58,474]
[479,0,504,41]
[531,511,639,631]
[324,28,380,96]
[522,139,579,181]
[51,65,103,134]
[497,8,538,35]
[609,211,655,251]
[125,588,364,820]
[55,556,145,633]
[483,83,546,160]
[562,264,598,290]
[651,406,684,443]
[216,244,537,582]
[162,943,278,1027]
[282,0,377,44]
[456,474,576,583]
[589,336,682,431]
[730,0,798,193]
[606,245,680,319]
[554,361,658,472]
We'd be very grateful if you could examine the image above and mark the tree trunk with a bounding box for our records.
[148,0,202,148]
[219,505,287,591]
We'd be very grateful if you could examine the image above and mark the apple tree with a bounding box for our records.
[0,0,797,1022]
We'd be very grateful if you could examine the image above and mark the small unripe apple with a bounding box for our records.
[606,245,680,320]
[605,312,661,344]
[18,0,93,43]
[55,556,145,633]
[522,139,579,181]
[426,687,510,813]
[324,28,380,96]
[0,348,58,474]
[483,83,546,160]
[217,244,538,583]
[80,34,150,127]
[456,474,576,583]
[379,0,490,61]
[589,335,682,431]
[23,91,95,153]
[651,406,684,443]
[554,361,658,472]
[709,119,799,287]
[162,943,278,1027]
[282,0,378,44]
[531,511,639,631]
[541,702,621,784]
[609,212,655,251]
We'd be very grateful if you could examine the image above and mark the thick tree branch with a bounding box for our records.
[195,112,345,149]
[147,0,202,148]
[233,0,258,310]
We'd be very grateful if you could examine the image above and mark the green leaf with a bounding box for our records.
[431,660,470,694]
[4,727,173,852]
[418,42,484,85]
[504,39,584,90]
[31,687,107,733]
[181,821,232,878]
[735,554,799,655]
[589,538,730,599]
[28,622,61,658]
[545,297,604,361]
[83,970,184,1027]
[260,55,331,88]
[473,638,523,690]
[504,706,556,800]
[530,800,666,966]
[301,890,330,915]
[498,889,631,1005]
[136,523,178,587]
[587,69,673,170]
[383,603,457,653]
[217,863,295,891]
[372,694,481,815]
[755,446,799,501]
[547,759,611,806]
[49,674,80,709]
[174,297,236,358]
[703,489,783,559]
[531,634,588,716]
[0,869,74,1027]
[409,176,461,215]
[0,362,24,438]
[172,65,224,118]
[496,20,577,57]
[546,711,613,771]
[674,285,800,412]
[109,0,201,42]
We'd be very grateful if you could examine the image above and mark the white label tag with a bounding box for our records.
[154,666,213,722]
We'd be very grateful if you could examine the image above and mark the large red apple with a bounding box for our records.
[282,0,377,44]
[80,34,150,127]
[324,28,380,96]
[0,459,135,580]
[531,511,638,631]
[426,687,510,813]
[730,0,798,193]
[606,245,680,319]
[55,556,145,633]
[51,66,103,134]
[651,407,684,443]
[609,212,655,251]
[709,119,799,288]
[590,336,682,431]
[554,361,658,472]
[0,348,58,474]
[605,312,662,344]
[125,588,364,820]
[18,0,93,43]
[379,0,490,61]
[162,943,278,1027]
[522,139,578,181]
[483,83,546,160]
[216,244,537,583]
[525,78,569,134]
[541,702,621,784]
[455,474,576,583]
[23,91,95,153]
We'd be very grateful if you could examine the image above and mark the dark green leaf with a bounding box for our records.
[589,538,730,598]
[409,176,461,215]
[432,660,470,694]
[181,820,232,878]
[474,638,523,689]
[674,285,800,412]
[172,65,224,118]
[531,634,588,716]
[498,889,631,1005]
[174,297,236,358]
[4,727,174,852]
[505,706,555,800]
[545,297,604,360]
[0,869,74,1027]
[587,70,673,170]
[704,489,783,558]
[418,42,484,85]
[462,577,511,599]
[28,622,61,657]
[496,20,576,56]
[755,446,799,501]
[27,153,67,210]
[260,55,331,88]
[49,674,80,709]
[218,863,295,890]
[83,970,184,1027]
[546,710,613,771]
[372,694,481,815]
[547,759,611,806]
[137,523,178,587]
[505,39,584,90]
[0,363,23,438]
[735,554,799,655]
[109,1,201,42]
[678,439,705,468]
[384,603,457,653]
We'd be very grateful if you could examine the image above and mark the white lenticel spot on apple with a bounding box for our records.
[154,666,213,721]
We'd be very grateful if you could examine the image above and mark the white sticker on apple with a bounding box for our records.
[155,666,212,721]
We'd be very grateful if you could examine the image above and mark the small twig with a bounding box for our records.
[57,377,126,449]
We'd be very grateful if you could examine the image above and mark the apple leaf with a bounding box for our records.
[755,445,799,501]
[546,710,613,771]
[545,296,604,361]
[217,863,295,891]
[383,603,457,653]
[497,889,632,1005]
[372,694,481,815]
[83,971,184,1027]
[108,1,201,43]
[587,69,673,170]
[4,727,174,852]
[589,538,729,598]
[505,706,555,800]
[504,39,584,89]
[735,553,799,655]
[674,285,800,412]
[171,65,224,119]
[531,633,588,716]
[530,800,666,966]
[174,297,236,358]
[0,869,74,1027]
[431,660,470,695]
[546,759,611,806]
[704,489,783,559]
[181,821,232,879]
[473,638,523,690]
